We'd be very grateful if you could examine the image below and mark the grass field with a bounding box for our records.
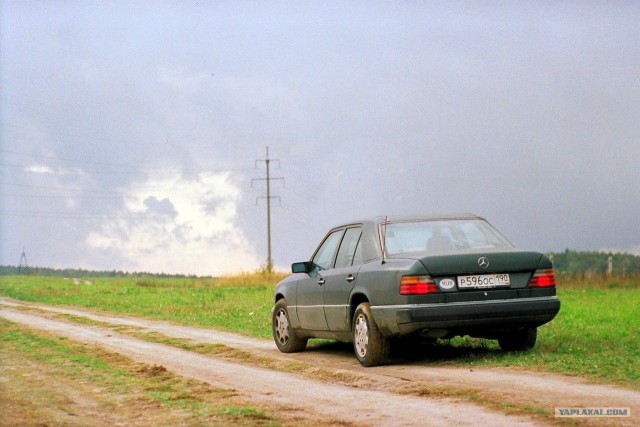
[1,272,638,389]
[0,319,281,426]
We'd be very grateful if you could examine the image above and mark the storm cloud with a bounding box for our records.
[1,2,639,274]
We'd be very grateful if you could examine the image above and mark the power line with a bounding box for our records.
[0,181,126,195]
[0,192,123,200]
[0,209,146,218]
[0,148,136,168]
[0,149,252,174]
[0,179,253,196]
[0,161,186,176]
[0,209,229,220]
[0,121,162,147]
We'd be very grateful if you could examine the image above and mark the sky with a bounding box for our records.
[1,2,639,275]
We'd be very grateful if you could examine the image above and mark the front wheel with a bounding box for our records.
[352,302,389,367]
[499,327,537,351]
[272,299,307,353]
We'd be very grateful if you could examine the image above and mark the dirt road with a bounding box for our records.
[1,298,637,426]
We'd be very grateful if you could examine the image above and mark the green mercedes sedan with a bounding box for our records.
[272,214,561,366]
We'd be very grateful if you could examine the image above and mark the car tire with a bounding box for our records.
[272,299,307,353]
[499,327,537,351]
[352,302,389,367]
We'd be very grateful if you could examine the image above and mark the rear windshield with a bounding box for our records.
[382,219,513,257]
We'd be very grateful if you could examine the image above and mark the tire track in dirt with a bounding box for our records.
[0,307,539,427]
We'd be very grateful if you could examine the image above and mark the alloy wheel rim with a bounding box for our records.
[275,309,290,345]
[354,314,369,358]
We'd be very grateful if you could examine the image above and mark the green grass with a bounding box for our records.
[1,273,638,389]
[0,319,279,426]
[428,286,639,388]
[0,274,279,338]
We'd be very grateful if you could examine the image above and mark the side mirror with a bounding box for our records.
[291,261,312,274]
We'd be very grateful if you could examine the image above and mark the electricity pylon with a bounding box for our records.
[252,147,284,272]
[18,247,28,274]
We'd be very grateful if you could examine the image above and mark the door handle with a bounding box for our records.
[317,277,325,285]
[346,274,356,283]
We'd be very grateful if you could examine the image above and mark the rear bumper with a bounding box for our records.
[370,296,561,336]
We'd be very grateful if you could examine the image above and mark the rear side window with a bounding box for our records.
[334,227,363,269]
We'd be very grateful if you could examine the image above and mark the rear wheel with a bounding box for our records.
[272,299,307,353]
[499,327,537,351]
[352,302,389,367]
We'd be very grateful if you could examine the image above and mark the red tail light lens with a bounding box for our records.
[400,275,439,295]
[529,268,556,287]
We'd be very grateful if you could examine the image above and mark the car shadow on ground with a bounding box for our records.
[304,338,507,366]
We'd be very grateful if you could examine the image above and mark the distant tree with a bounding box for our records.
[0,265,204,278]
[5,250,638,277]
[548,250,640,275]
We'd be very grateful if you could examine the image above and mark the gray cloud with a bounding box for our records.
[2,2,639,273]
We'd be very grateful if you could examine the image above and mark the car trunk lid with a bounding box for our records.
[418,250,544,276]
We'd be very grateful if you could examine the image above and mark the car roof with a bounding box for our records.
[379,213,482,222]
[350,213,483,226]
[328,213,484,231]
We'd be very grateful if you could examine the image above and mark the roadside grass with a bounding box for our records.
[0,274,279,338]
[0,319,281,426]
[420,275,640,389]
[555,272,639,290]
[395,383,561,424]
[1,272,638,389]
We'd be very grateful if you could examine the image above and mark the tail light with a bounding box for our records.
[529,268,556,287]
[400,275,439,295]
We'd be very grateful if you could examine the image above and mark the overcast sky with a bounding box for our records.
[1,2,639,275]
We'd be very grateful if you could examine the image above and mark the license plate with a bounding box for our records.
[457,274,510,289]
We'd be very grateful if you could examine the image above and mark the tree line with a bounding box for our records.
[2,250,639,277]
[547,249,640,275]
[0,265,197,278]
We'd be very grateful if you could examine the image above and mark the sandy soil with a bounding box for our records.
[1,298,637,426]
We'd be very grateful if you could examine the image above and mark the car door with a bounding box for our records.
[296,229,344,331]
[323,226,363,332]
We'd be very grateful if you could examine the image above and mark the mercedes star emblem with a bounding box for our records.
[478,257,490,269]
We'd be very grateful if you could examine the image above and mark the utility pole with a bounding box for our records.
[252,147,284,272]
